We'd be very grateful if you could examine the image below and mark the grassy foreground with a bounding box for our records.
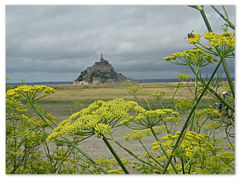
[38,81,224,119]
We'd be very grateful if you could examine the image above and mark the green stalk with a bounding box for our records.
[190,65,199,131]
[221,59,235,98]
[143,96,152,110]
[222,6,230,21]
[62,137,108,174]
[150,127,178,174]
[203,82,234,111]
[194,66,199,102]
[199,7,213,32]
[170,81,181,104]
[181,157,185,174]
[188,65,234,112]
[112,136,164,172]
[196,5,235,98]
[28,102,108,174]
[11,144,39,173]
[138,139,165,169]
[210,5,235,30]
[102,135,129,174]
[162,56,225,174]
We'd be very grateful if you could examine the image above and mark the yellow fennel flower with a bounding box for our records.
[188,34,201,44]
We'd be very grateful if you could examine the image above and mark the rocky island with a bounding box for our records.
[73,54,129,85]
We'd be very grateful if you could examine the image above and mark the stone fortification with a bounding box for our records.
[74,54,129,85]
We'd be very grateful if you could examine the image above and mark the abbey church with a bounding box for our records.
[73,54,129,85]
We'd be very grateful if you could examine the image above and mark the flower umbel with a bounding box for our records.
[47,98,142,141]
[7,85,56,102]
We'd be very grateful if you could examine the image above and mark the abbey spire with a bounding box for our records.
[100,52,104,61]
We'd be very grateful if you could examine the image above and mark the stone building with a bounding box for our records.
[73,54,129,85]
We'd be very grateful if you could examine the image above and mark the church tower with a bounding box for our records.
[100,52,104,62]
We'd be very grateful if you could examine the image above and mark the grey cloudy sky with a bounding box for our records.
[6,5,235,83]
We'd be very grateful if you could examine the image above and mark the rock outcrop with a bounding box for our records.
[73,54,129,85]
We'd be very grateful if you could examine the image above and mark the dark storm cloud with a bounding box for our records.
[6,5,235,82]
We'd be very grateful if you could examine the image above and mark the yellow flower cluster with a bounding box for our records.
[7,85,56,101]
[151,132,199,154]
[122,107,180,130]
[195,106,221,121]
[132,109,178,128]
[126,84,143,94]
[152,141,161,150]
[6,98,23,109]
[47,98,142,141]
[204,32,235,48]
[164,48,216,65]
[107,169,123,174]
[187,32,235,48]
[156,131,219,159]
[202,121,222,130]
[187,34,201,44]
[52,149,68,161]
[7,112,29,122]
[164,31,234,66]
[216,152,234,164]
[135,109,165,120]
[163,56,175,61]
[27,117,48,127]
[176,69,191,81]
[94,123,112,135]
[150,90,165,98]
[161,132,180,141]
[174,99,192,111]
[48,97,179,141]
[124,125,166,141]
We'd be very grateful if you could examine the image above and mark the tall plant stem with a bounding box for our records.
[62,137,108,174]
[102,135,129,174]
[190,65,199,130]
[210,5,235,30]
[111,136,164,171]
[138,139,165,169]
[28,102,108,174]
[196,6,235,98]
[181,157,185,174]
[221,60,235,98]
[171,82,181,103]
[150,127,178,174]
[188,65,234,112]
[199,6,213,32]
[162,56,225,174]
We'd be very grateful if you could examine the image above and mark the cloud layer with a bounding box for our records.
[6,5,235,82]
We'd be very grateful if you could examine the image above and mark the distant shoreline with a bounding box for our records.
[8,77,233,86]
[8,79,180,86]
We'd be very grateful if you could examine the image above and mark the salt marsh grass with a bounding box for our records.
[37,82,224,119]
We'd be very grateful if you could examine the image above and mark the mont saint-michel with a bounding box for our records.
[73,54,129,85]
